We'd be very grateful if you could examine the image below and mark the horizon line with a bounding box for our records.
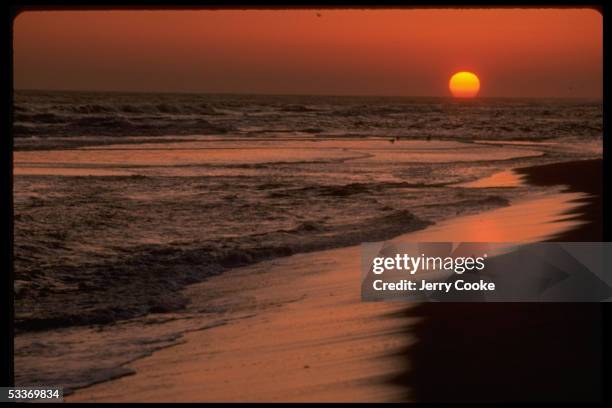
[13,88,603,100]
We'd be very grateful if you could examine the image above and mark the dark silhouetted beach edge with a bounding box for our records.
[518,158,602,242]
[393,158,603,402]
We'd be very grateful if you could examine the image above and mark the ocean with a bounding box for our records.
[14,90,602,144]
[13,90,602,391]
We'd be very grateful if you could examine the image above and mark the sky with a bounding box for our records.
[13,8,602,97]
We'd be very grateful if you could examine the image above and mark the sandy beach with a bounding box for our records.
[393,159,603,402]
[68,159,602,402]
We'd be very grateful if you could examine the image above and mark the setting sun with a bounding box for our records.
[449,71,480,98]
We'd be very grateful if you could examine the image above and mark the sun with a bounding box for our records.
[449,71,480,98]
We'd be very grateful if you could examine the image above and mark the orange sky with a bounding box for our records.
[13,9,602,97]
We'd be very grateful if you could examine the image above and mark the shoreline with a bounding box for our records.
[14,137,545,334]
[393,158,603,402]
[516,158,602,241]
[67,158,602,402]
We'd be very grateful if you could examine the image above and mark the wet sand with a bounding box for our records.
[69,159,601,402]
[395,159,603,402]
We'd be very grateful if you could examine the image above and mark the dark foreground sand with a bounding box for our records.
[518,158,602,242]
[395,159,603,402]
[70,159,603,402]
